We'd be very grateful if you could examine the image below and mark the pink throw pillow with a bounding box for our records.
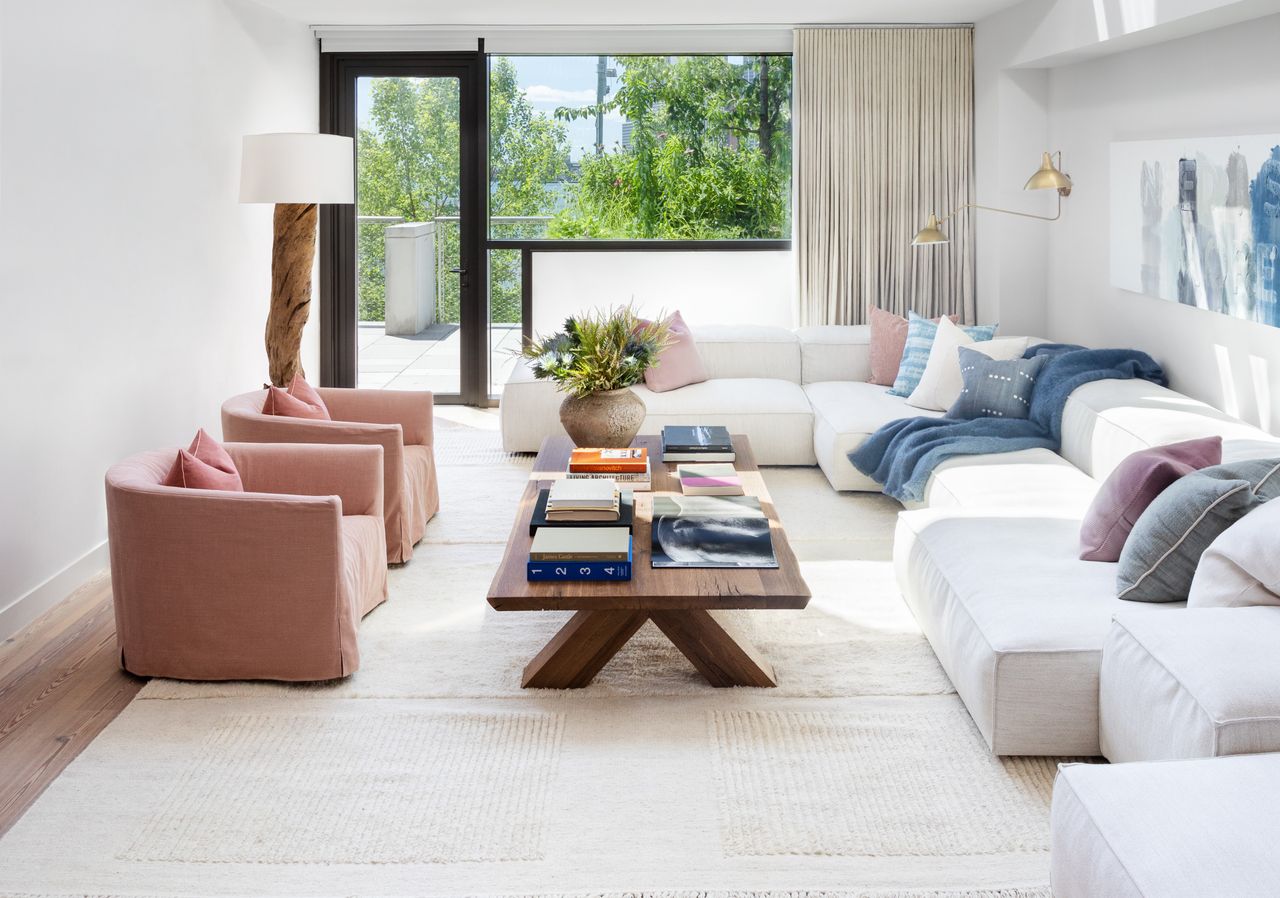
[263,374,330,420]
[868,307,957,387]
[1078,436,1223,562]
[643,311,708,393]
[162,428,244,491]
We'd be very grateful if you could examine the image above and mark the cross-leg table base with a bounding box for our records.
[520,608,777,689]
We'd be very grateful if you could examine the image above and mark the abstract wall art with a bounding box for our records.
[1110,135,1280,327]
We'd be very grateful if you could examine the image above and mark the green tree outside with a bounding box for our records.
[355,54,792,324]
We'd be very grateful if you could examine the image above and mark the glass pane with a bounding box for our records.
[489,54,792,240]
[488,248,522,396]
[355,75,462,394]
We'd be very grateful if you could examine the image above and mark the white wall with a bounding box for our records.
[530,250,796,335]
[973,0,1053,336]
[0,0,319,635]
[1045,13,1280,432]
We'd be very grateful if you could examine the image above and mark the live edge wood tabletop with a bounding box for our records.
[486,434,811,689]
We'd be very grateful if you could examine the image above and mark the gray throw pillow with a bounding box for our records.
[1117,458,1280,602]
[947,348,1048,420]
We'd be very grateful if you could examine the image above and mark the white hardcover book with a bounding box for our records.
[547,477,619,509]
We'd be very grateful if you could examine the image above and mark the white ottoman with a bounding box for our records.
[1099,607,1280,762]
[1051,754,1280,897]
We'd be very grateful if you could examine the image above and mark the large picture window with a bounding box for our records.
[488,54,793,242]
[321,48,794,404]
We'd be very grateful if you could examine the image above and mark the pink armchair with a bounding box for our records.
[222,388,439,564]
[105,442,388,681]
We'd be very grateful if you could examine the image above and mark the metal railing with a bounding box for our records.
[356,214,551,326]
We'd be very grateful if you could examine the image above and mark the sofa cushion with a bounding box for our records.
[921,448,1098,515]
[1079,436,1223,563]
[894,510,1182,755]
[908,320,1024,412]
[1051,754,1280,898]
[633,378,815,466]
[263,375,331,420]
[1190,498,1280,608]
[889,313,996,398]
[946,347,1045,421]
[1099,608,1280,762]
[643,310,708,393]
[795,325,871,384]
[1060,378,1279,480]
[805,381,942,491]
[867,307,918,387]
[690,325,801,383]
[162,429,244,492]
[1117,458,1280,603]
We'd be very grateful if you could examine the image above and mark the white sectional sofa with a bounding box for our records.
[504,322,1280,888]
[502,324,1280,760]
[504,323,951,487]
[896,377,1280,757]
[1051,753,1280,897]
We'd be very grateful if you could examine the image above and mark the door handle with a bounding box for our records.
[450,267,467,274]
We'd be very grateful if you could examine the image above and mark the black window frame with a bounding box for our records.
[320,45,793,406]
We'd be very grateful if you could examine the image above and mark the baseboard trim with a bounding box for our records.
[0,542,109,642]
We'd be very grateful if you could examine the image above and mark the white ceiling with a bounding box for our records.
[249,0,1025,26]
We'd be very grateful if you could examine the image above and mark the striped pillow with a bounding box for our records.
[889,312,998,397]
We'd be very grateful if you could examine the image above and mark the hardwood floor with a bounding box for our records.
[0,575,143,837]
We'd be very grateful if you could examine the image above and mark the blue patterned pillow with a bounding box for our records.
[948,348,1048,419]
[888,313,998,397]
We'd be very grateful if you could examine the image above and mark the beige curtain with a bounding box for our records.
[794,27,975,326]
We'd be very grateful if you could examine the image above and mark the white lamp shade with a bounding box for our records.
[239,133,354,204]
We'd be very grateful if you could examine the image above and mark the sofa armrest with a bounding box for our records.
[226,442,383,518]
[317,388,434,447]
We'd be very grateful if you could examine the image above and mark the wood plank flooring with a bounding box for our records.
[0,575,143,837]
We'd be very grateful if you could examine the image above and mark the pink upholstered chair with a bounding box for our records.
[105,442,388,681]
[221,388,438,564]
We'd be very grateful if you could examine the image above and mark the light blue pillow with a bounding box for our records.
[888,313,999,397]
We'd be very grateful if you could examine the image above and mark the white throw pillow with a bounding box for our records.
[906,318,1024,411]
[1187,499,1280,608]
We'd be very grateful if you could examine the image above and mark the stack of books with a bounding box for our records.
[661,425,735,462]
[526,478,633,581]
[544,478,620,521]
[565,447,652,491]
[676,462,744,496]
[527,527,632,581]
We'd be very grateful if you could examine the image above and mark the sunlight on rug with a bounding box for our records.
[0,418,1066,897]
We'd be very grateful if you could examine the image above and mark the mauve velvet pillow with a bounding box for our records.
[868,307,957,387]
[1078,436,1223,562]
[643,311,708,393]
[263,374,331,420]
[162,428,244,491]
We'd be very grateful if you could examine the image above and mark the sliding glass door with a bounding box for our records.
[320,52,487,404]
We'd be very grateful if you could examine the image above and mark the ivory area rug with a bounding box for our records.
[0,417,1062,897]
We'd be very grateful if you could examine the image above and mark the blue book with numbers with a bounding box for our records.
[527,541,633,581]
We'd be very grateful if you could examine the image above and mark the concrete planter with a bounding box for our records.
[558,388,646,448]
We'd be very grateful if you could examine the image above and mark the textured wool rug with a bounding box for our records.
[0,417,1064,897]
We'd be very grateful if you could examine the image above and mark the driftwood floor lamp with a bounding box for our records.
[239,133,354,387]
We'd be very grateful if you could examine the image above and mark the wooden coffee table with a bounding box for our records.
[487,434,810,689]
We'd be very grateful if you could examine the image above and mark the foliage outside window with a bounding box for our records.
[353,54,793,324]
[538,55,792,240]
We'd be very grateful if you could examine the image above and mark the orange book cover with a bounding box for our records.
[568,447,649,473]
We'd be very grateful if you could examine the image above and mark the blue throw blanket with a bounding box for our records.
[850,344,1168,502]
